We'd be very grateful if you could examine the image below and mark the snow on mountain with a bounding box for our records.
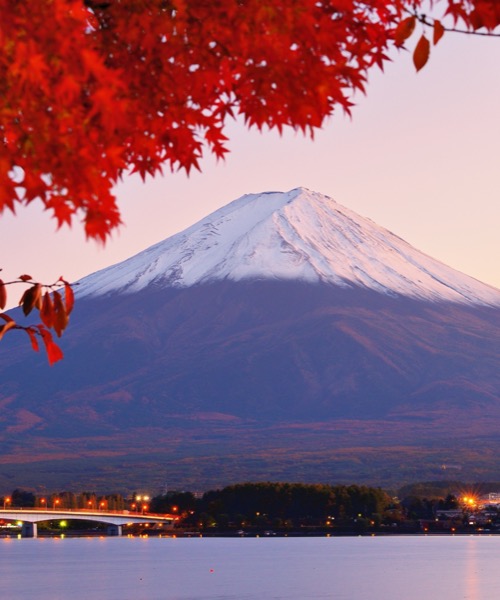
[77,187,500,306]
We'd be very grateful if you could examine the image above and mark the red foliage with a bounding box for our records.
[0,1,497,243]
[0,276,73,365]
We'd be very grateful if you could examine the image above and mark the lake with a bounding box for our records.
[0,535,498,599]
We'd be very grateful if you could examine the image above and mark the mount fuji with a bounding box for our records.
[1,188,499,492]
[77,187,499,305]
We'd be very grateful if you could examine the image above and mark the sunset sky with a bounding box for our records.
[1,30,499,302]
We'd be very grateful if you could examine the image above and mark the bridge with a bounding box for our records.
[0,507,175,538]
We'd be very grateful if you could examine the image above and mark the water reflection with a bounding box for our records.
[464,538,480,600]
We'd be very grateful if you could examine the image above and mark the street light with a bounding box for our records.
[136,495,150,513]
[53,498,60,510]
[40,498,47,510]
[3,497,11,510]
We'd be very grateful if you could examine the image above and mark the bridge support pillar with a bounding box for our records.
[21,522,37,538]
[106,524,123,537]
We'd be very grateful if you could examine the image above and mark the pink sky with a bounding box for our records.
[1,31,499,303]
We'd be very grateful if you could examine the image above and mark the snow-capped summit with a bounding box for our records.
[77,187,500,305]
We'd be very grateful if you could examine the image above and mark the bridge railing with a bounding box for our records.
[0,506,174,518]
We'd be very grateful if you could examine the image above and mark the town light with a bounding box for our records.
[462,495,477,508]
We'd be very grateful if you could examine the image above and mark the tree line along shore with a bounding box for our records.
[2,481,500,535]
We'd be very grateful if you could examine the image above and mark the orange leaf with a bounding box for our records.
[52,290,69,337]
[0,279,6,310]
[413,35,430,72]
[433,20,445,45]
[394,16,416,47]
[0,320,16,340]
[41,292,54,328]
[37,326,64,366]
[19,283,43,316]
[64,281,75,315]
[19,274,33,282]
[48,342,64,365]
[25,327,40,352]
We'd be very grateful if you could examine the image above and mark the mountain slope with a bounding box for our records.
[0,188,499,492]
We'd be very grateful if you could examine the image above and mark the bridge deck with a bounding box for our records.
[0,507,175,526]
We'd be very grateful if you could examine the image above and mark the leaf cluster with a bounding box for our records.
[0,1,497,243]
[0,274,74,365]
[394,1,500,71]
[0,0,415,241]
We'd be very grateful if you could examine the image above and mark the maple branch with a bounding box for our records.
[1,278,67,289]
[407,9,500,37]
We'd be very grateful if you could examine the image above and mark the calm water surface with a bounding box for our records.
[0,535,498,600]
